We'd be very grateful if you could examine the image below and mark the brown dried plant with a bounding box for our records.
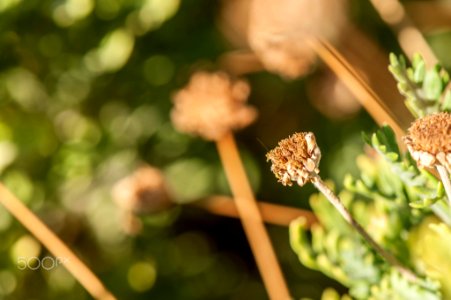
[171,71,291,299]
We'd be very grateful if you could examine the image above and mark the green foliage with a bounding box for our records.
[362,125,445,210]
[290,189,442,299]
[388,53,451,118]
[290,109,451,298]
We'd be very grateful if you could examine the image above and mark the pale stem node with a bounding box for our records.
[309,173,419,283]
[0,183,116,300]
[437,165,451,207]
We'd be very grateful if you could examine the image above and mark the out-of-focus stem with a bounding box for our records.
[0,183,116,300]
[216,132,291,300]
[195,195,317,227]
[369,0,438,66]
[309,38,406,143]
[218,50,263,76]
[309,174,419,283]
[437,165,451,207]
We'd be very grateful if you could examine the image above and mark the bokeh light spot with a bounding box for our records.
[164,158,214,203]
[53,0,94,27]
[0,0,21,13]
[143,55,175,86]
[85,29,135,73]
[127,261,157,292]
[47,267,76,292]
[10,235,41,267]
[0,271,16,296]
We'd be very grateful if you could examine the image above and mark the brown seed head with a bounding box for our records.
[404,112,451,172]
[112,165,173,214]
[248,0,348,78]
[171,71,257,141]
[266,132,321,186]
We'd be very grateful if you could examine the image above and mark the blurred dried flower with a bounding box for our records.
[112,165,173,215]
[121,212,143,236]
[404,112,451,172]
[266,132,321,186]
[218,0,251,48]
[248,0,348,78]
[171,71,257,141]
[308,70,361,120]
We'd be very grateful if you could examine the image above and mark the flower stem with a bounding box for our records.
[217,133,292,300]
[437,165,451,207]
[309,174,419,283]
[0,183,116,300]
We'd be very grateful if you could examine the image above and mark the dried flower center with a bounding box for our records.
[266,132,321,186]
[405,112,451,155]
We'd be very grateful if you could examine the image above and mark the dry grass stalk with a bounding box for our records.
[0,183,116,300]
[217,133,291,299]
[338,24,413,128]
[196,195,318,227]
[369,0,438,66]
[218,50,263,77]
[309,38,406,141]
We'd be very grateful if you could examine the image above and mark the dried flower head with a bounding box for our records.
[404,112,451,172]
[266,132,321,186]
[112,165,173,214]
[171,71,257,141]
[248,0,348,78]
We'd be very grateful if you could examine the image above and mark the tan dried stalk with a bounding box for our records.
[196,195,317,227]
[339,24,413,128]
[308,38,406,141]
[216,133,291,300]
[171,72,291,299]
[0,183,116,300]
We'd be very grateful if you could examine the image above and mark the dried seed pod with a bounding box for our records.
[171,71,257,141]
[404,112,451,172]
[112,165,173,214]
[266,132,321,186]
[248,0,348,78]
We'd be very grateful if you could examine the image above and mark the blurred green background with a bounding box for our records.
[0,0,450,299]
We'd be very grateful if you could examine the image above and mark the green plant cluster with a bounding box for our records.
[389,53,451,118]
[290,55,451,299]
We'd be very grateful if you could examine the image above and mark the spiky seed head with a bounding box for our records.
[266,132,321,186]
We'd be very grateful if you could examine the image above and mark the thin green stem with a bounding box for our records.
[309,174,419,283]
